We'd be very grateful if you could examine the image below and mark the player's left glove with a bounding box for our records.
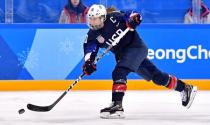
[126,13,142,30]
[83,60,96,75]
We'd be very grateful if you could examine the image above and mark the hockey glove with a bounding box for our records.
[126,13,142,30]
[83,60,96,75]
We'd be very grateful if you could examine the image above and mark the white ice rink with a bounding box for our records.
[0,90,209,125]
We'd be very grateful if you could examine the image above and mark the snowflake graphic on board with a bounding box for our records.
[58,38,83,57]
[17,48,39,70]
[58,38,74,55]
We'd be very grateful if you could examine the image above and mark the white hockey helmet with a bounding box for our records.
[87,4,107,30]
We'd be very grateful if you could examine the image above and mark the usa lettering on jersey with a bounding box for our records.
[106,29,123,45]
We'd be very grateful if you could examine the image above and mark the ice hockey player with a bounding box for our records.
[82,4,197,119]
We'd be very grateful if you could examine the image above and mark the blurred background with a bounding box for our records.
[0,0,210,23]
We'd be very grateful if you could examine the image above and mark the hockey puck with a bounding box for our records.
[18,109,25,114]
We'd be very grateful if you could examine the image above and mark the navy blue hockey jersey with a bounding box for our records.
[83,11,147,61]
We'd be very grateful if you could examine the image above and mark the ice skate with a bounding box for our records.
[100,101,125,119]
[181,84,197,109]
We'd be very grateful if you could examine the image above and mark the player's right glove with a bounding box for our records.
[83,60,96,75]
[126,13,142,30]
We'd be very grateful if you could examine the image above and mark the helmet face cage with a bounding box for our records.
[87,4,107,30]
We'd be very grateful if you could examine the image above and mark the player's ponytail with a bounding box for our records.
[106,6,117,14]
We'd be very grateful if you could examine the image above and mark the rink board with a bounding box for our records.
[0,80,209,91]
[0,24,210,91]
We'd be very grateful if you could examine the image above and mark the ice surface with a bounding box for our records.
[0,91,209,125]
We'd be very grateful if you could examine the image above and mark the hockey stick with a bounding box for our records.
[27,28,130,112]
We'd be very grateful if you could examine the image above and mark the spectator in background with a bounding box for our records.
[59,0,88,23]
[184,1,210,24]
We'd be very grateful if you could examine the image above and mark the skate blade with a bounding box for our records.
[100,111,125,119]
[186,86,197,109]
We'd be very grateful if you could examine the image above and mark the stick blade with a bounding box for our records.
[27,104,52,112]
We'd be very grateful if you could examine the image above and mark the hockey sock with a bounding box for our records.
[112,81,127,102]
[166,75,185,92]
